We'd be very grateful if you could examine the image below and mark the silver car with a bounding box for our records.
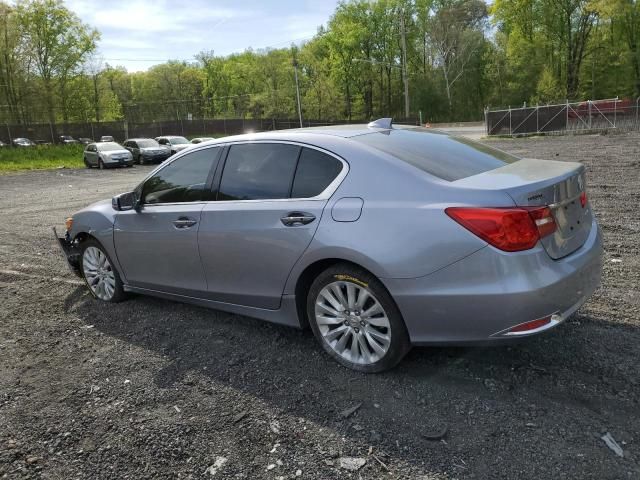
[56,121,603,372]
[84,142,134,169]
[155,135,192,155]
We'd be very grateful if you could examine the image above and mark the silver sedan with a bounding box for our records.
[84,142,134,169]
[56,120,603,372]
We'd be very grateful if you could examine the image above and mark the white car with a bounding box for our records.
[83,142,134,169]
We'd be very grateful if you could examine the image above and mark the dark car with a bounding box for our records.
[12,137,35,147]
[78,137,93,145]
[59,135,79,145]
[123,138,172,165]
[155,135,191,155]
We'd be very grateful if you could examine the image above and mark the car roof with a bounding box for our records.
[200,123,428,146]
[126,138,156,141]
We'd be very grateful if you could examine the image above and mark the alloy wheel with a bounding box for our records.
[82,246,116,301]
[314,281,391,365]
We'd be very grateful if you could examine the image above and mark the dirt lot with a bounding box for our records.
[1,133,639,479]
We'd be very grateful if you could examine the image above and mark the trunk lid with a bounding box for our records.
[453,159,592,259]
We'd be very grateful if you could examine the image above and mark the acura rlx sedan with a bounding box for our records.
[83,142,134,169]
[55,120,603,372]
[123,138,172,164]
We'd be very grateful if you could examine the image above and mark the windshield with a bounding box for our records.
[97,142,124,151]
[352,127,519,182]
[137,139,160,148]
[169,137,189,145]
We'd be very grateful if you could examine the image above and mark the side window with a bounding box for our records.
[218,143,300,201]
[291,148,343,198]
[158,138,167,145]
[141,148,220,204]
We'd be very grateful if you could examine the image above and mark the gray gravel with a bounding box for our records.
[1,133,639,479]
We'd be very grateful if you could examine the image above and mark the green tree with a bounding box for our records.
[16,0,99,125]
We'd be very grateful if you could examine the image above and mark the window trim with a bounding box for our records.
[212,140,349,204]
[133,140,349,208]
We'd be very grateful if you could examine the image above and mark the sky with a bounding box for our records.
[65,0,340,72]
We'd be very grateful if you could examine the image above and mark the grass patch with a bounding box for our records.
[0,144,85,173]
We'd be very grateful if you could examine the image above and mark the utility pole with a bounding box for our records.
[292,48,303,128]
[400,9,410,119]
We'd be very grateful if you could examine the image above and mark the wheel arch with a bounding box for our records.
[293,257,385,330]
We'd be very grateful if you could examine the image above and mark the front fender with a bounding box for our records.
[68,201,125,282]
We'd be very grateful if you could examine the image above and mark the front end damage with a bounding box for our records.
[52,226,82,277]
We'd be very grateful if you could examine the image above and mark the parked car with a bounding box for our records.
[191,137,215,144]
[100,135,115,142]
[56,120,603,372]
[0,140,7,147]
[83,142,134,169]
[59,135,79,145]
[78,137,93,145]
[155,135,191,155]
[35,140,52,145]
[12,137,35,147]
[123,138,172,165]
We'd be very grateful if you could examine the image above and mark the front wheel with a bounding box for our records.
[83,157,91,168]
[80,239,126,302]
[98,159,105,170]
[306,264,410,373]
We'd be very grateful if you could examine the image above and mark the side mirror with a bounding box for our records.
[112,191,138,211]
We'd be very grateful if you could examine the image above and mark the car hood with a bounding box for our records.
[140,147,170,153]
[172,144,191,151]
[102,149,130,156]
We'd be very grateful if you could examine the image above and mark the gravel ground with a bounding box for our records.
[0,133,639,479]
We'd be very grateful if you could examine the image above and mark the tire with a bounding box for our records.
[137,154,143,165]
[79,238,126,303]
[83,157,91,168]
[306,263,410,373]
[98,159,104,170]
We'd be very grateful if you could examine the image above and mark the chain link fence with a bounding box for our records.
[485,98,640,136]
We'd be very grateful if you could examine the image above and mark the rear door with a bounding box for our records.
[198,143,346,309]
[113,147,222,295]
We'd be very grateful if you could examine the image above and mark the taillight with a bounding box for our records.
[580,191,587,208]
[445,206,557,252]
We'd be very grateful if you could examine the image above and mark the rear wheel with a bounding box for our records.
[98,159,104,170]
[80,239,126,302]
[306,264,410,373]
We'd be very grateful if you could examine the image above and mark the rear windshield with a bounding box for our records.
[97,142,123,151]
[137,139,159,148]
[352,127,519,181]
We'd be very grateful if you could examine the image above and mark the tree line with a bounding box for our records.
[1,0,639,127]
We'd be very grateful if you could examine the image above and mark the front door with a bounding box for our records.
[113,146,221,295]
[199,143,346,309]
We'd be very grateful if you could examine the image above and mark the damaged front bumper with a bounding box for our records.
[52,226,82,277]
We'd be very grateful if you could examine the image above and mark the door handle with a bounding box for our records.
[281,212,316,226]
[173,217,198,229]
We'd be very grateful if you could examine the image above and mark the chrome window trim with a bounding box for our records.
[137,140,350,207]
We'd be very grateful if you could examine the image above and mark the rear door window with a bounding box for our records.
[291,148,343,198]
[218,143,301,200]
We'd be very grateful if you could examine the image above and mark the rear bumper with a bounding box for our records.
[52,227,82,277]
[382,218,604,345]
